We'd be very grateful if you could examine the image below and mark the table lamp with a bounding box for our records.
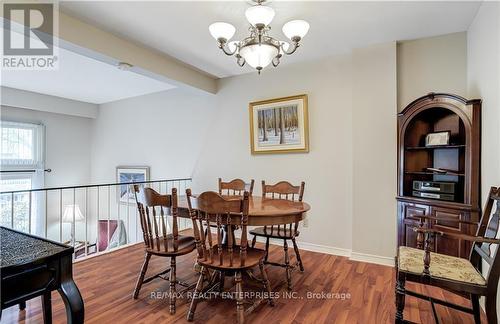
[62,204,85,245]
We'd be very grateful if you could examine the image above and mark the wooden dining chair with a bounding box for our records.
[132,186,196,315]
[250,180,305,290]
[186,190,274,324]
[395,186,500,324]
[219,178,255,196]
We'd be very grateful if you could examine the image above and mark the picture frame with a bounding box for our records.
[116,166,150,204]
[249,94,309,154]
[425,131,451,147]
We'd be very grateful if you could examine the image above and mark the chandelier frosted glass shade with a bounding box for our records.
[208,1,309,73]
[245,5,275,27]
[239,43,279,70]
[209,22,236,41]
[282,20,310,40]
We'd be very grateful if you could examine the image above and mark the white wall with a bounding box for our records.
[467,1,500,205]
[467,1,500,317]
[193,55,355,253]
[397,32,467,110]
[90,88,216,182]
[0,105,92,187]
[351,43,397,262]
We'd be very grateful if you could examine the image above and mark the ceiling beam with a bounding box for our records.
[58,13,217,94]
[1,7,217,94]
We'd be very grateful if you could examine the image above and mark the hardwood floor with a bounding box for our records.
[1,242,485,324]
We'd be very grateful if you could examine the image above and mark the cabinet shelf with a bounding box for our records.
[405,144,466,150]
[404,171,465,177]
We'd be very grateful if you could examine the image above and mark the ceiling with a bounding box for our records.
[60,1,481,78]
[1,23,176,104]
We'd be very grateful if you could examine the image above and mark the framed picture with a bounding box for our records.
[425,131,450,147]
[116,166,150,204]
[249,94,309,154]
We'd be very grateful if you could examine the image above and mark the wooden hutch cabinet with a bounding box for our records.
[396,93,481,258]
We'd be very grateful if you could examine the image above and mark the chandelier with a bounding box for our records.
[208,0,310,74]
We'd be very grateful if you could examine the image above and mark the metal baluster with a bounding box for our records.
[45,191,48,238]
[28,191,32,233]
[72,188,76,247]
[135,195,138,243]
[85,187,88,257]
[107,185,111,250]
[126,184,130,245]
[10,192,14,228]
[96,187,100,254]
[117,185,121,247]
[59,190,62,242]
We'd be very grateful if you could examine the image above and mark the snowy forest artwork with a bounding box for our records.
[250,94,309,154]
[257,105,300,146]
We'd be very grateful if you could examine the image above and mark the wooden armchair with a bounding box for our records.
[395,186,500,324]
[218,178,255,196]
[132,186,196,315]
[186,190,273,324]
[250,180,305,290]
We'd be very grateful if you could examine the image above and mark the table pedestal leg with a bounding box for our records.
[58,256,84,324]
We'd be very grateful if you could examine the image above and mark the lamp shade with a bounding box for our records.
[209,22,236,41]
[245,5,275,27]
[239,43,279,70]
[282,20,310,40]
[62,205,85,223]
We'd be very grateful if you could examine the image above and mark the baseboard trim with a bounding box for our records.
[350,252,394,267]
[296,241,352,257]
[249,234,392,266]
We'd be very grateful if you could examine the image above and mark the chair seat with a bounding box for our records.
[146,234,196,256]
[398,246,486,285]
[250,226,298,239]
[198,246,266,270]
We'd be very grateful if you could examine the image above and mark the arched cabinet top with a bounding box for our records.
[399,92,481,128]
[396,92,481,208]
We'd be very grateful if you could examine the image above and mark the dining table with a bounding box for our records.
[177,195,311,226]
[177,194,310,290]
[177,194,310,245]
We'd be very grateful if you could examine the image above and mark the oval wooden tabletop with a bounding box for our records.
[178,195,311,226]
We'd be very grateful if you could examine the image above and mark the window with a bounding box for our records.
[0,121,45,233]
[1,121,44,169]
[0,175,32,230]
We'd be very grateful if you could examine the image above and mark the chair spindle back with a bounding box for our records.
[134,185,179,253]
[471,187,500,283]
[262,180,305,201]
[261,180,305,236]
[187,189,250,267]
[219,178,255,196]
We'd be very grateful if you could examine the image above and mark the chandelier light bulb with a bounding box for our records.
[209,22,236,42]
[245,5,275,27]
[282,20,310,41]
[239,43,279,70]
